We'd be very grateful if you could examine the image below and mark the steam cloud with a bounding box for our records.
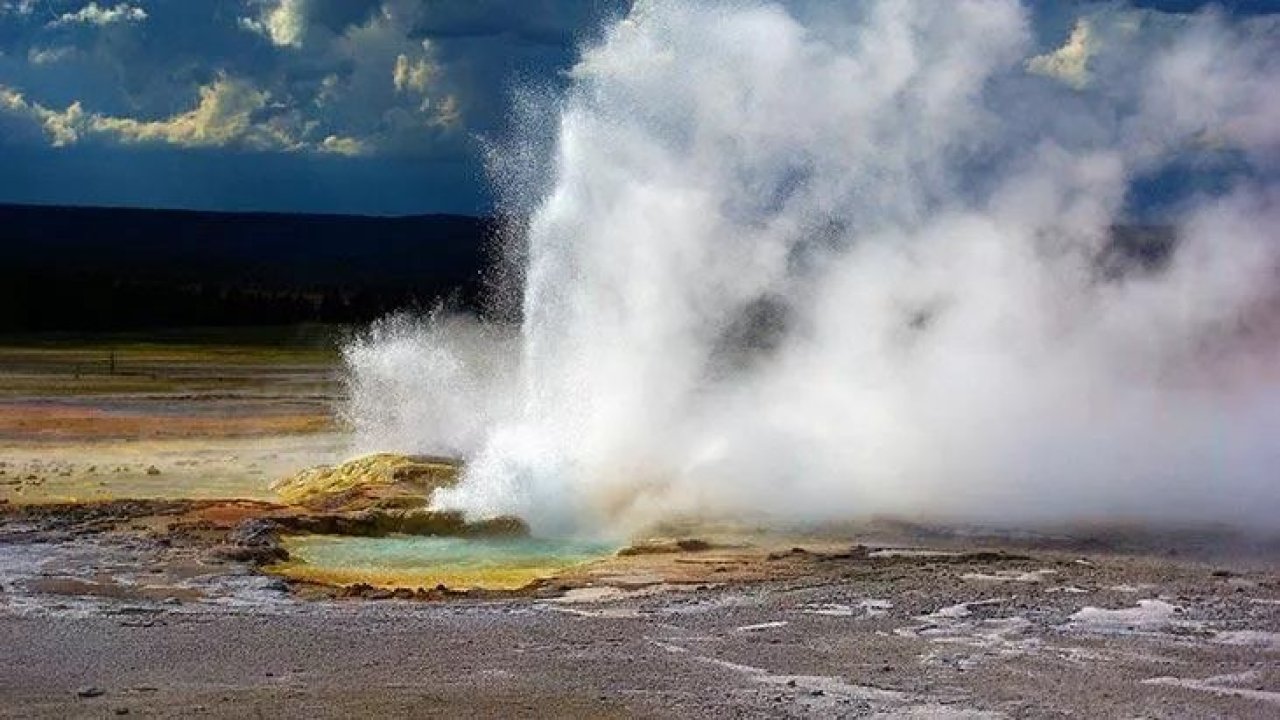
[346,0,1279,537]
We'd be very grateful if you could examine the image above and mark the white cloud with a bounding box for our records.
[240,0,309,48]
[0,0,36,16]
[319,134,369,156]
[1028,19,1094,89]
[93,78,278,148]
[0,85,83,145]
[393,50,436,94]
[27,46,77,65]
[4,0,510,159]
[424,94,459,127]
[48,2,148,28]
[294,6,462,149]
[0,77,319,151]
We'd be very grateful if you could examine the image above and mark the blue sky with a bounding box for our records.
[0,0,1272,215]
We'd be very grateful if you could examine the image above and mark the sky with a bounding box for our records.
[0,0,1273,216]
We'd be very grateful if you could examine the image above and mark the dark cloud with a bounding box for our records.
[0,0,1270,214]
[1,142,485,215]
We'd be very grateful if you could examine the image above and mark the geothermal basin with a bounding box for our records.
[269,534,618,591]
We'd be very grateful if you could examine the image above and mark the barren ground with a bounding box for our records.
[1,339,1276,718]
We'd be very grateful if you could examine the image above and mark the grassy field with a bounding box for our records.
[0,325,344,399]
[0,343,341,437]
[0,326,351,503]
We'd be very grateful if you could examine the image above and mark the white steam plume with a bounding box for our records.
[347,0,1280,537]
[342,312,519,459]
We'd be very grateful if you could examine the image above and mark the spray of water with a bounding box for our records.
[348,0,1279,537]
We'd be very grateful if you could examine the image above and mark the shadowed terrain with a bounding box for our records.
[0,204,495,332]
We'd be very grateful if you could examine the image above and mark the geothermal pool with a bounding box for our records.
[270,535,618,591]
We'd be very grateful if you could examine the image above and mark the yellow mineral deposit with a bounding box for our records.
[270,453,460,510]
[267,534,616,591]
[265,454,608,591]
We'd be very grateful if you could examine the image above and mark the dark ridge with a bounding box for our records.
[0,204,495,332]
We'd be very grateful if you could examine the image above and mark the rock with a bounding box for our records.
[276,507,527,539]
[146,466,161,476]
[618,538,715,556]
[260,577,289,593]
[271,454,460,512]
[461,515,528,537]
[209,543,289,565]
[226,518,282,546]
[340,583,376,598]
[208,518,290,565]
[77,686,105,698]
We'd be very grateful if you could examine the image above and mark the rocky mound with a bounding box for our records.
[268,453,530,543]
[271,453,460,512]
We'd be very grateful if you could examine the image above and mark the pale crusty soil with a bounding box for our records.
[1,502,1277,719]
[2,343,1276,718]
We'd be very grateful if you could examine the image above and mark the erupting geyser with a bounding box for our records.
[345,0,1279,536]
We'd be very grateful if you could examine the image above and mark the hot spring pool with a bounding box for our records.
[270,535,617,591]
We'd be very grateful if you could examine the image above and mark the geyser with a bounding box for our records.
[347,0,1279,536]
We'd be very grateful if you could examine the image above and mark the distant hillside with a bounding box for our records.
[0,204,1174,334]
[0,204,495,332]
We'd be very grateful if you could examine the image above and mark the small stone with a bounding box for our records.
[114,709,130,716]
[77,686,105,698]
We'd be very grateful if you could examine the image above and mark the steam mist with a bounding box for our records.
[346,0,1279,536]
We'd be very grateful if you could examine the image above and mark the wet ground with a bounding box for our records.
[2,507,1277,718]
[1,338,1277,718]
